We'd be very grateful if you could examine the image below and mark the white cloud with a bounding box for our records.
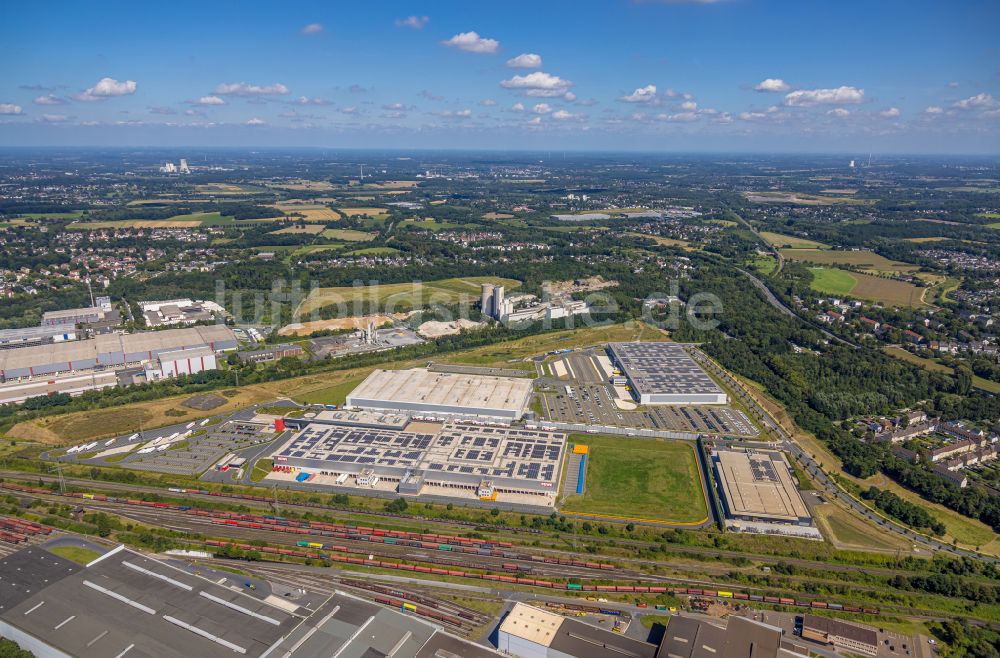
[76,77,137,101]
[527,116,542,125]
[340,106,358,115]
[552,110,576,120]
[382,102,411,111]
[925,106,944,114]
[679,100,698,111]
[784,86,864,106]
[41,113,67,122]
[500,71,573,98]
[435,109,473,119]
[33,94,65,105]
[948,81,960,88]
[563,92,577,102]
[0,104,23,115]
[479,98,497,106]
[215,82,289,96]
[754,78,789,92]
[395,15,429,29]
[509,102,525,112]
[532,103,552,114]
[620,84,658,103]
[738,111,768,121]
[507,53,542,69]
[246,117,266,126]
[442,31,499,54]
[656,111,699,122]
[295,96,330,105]
[879,107,900,118]
[301,23,324,35]
[827,107,850,117]
[954,93,998,110]
[198,95,226,105]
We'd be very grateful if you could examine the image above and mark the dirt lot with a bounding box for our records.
[278,313,406,336]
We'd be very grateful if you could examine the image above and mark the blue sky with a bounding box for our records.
[1,0,998,152]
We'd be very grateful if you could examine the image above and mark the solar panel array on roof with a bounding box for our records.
[272,418,567,494]
[607,342,728,404]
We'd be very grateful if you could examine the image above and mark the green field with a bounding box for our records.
[321,229,376,242]
[295,378,364,405]
[559,436,708,524]
[47,545,102,564]
[749,255,777,275]
[299,276,520,315]
[809,268,925,307]
[759,231,830,249]
[782,248,917,273]
[808,267,858,295]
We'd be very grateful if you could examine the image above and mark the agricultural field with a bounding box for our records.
[344,246,399,255]
[759,231,829,249]
[781,248,918,274]
[808,267,925,307]
[66,211,239,230]
[906,236,948,243]
[363,180,419,189]
[270,224,326,235]
[270,202,340,221]
[337,207,388,218]
[559,436,708,524]
[297,276,521,316]
[321,228,376,241]
[404,218,463,231]
[483,212,514,219]
[265,179,334,191]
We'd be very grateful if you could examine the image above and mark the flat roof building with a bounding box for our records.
[271,418,565,504]
[800,615,878,657]
[498,602,659,658]
[607,342,728,405]
[713,449,812,525]
[346,367,534,420]
[0,324,237,379]
[656,615,809,658]
[0,545,499,658]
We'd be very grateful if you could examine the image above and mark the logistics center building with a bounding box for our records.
[607,342,728,405]
[345,368,534,421]
[713,449,812,525]
[270,417,566,504]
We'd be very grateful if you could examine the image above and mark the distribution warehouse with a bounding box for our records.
[345,368,534,420]
[713,449,814,529]
[607,342,728,405]
[0,325,237,404]
[269,411,566,507]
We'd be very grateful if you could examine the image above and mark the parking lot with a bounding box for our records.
[539,383,757,436]
[53,417,281,476]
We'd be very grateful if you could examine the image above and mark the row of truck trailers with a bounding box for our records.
[0,481,879,615]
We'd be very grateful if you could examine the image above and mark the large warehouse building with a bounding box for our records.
[270,415,566,506]
[0,325,238,404]
[713,449,812,526]
[497,602,659,658]
[607,342,728,405]
[346,368,534,420]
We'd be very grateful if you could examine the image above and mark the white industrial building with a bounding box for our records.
[345,368,533,421]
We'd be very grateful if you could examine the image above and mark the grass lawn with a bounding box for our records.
[812,502,913,553]
[749,256,777,275]
[759,231,830,249]
[47,545,102,564]
[808,267,858,295]
[295,378,365,405]
[559,435,708,524]
[250,458,273,483]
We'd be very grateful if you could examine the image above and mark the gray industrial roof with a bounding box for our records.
[0,325,236,372]
[0,545,500,658]
[608,342,726,398]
